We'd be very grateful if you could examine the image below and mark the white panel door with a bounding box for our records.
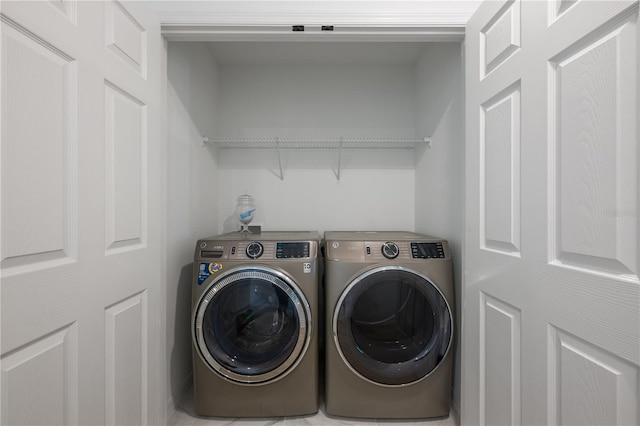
[0,1,165,425]
[464,1,639,425]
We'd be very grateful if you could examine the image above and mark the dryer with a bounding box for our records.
[324,231,454,419]
[191,231,320,417]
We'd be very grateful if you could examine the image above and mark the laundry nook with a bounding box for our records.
[1,1,638,425]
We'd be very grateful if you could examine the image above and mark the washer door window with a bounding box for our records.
[194,267,311,384]
[334,266,452,386]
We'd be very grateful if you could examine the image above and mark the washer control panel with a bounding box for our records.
[276,242,310,259]
[411,242,446,259]
[196,232,319,261]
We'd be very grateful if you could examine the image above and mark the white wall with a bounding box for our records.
[217,168,415,234]
[166,42,221,411]
[216,63,417,139]
[214,60,419,234]
[414,42,465,412]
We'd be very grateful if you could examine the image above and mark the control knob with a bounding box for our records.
[246,242,264,259]
[381,242,399,259]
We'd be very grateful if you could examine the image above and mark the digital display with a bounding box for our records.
[411,242,445,259]
[276,242,310,258]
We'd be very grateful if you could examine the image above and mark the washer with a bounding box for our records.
[324,231,454,419]
[192,231,320,417]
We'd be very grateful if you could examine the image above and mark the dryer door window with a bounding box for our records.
[194,267,311,384]
[334,266,452,386]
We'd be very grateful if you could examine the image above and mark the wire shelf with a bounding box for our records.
[204,136,430,149]
[201,136,431,181]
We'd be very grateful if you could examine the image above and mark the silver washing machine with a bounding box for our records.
[192,231,320,417]
[323,231,454,419]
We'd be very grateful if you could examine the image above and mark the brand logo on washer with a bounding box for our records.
[303,263,311,273]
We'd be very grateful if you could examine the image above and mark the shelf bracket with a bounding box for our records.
[336,137,344,182]
[275,137,284,181]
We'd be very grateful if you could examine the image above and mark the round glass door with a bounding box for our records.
[194,267,311,384]
[333,266,452,386]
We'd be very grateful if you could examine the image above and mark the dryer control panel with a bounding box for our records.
[324,232,450,261]
[411,242,446,259]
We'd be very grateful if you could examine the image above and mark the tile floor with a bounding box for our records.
[169,388,459,426]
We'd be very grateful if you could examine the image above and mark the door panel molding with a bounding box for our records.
[0,15,78,276]
[105,0,147,77]
[104,80,148,254]
[548,8,639,280]
[0,323,78,426]
[547,325,640,426]
[480,0,521,79]
[480,80,522,256]
[105,291,148,426]
[479,292,522,426]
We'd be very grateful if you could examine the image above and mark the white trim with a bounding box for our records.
[157,11,473,27]
[162,24,465,42]
[145,1,480,26]
[145,0,480,40]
